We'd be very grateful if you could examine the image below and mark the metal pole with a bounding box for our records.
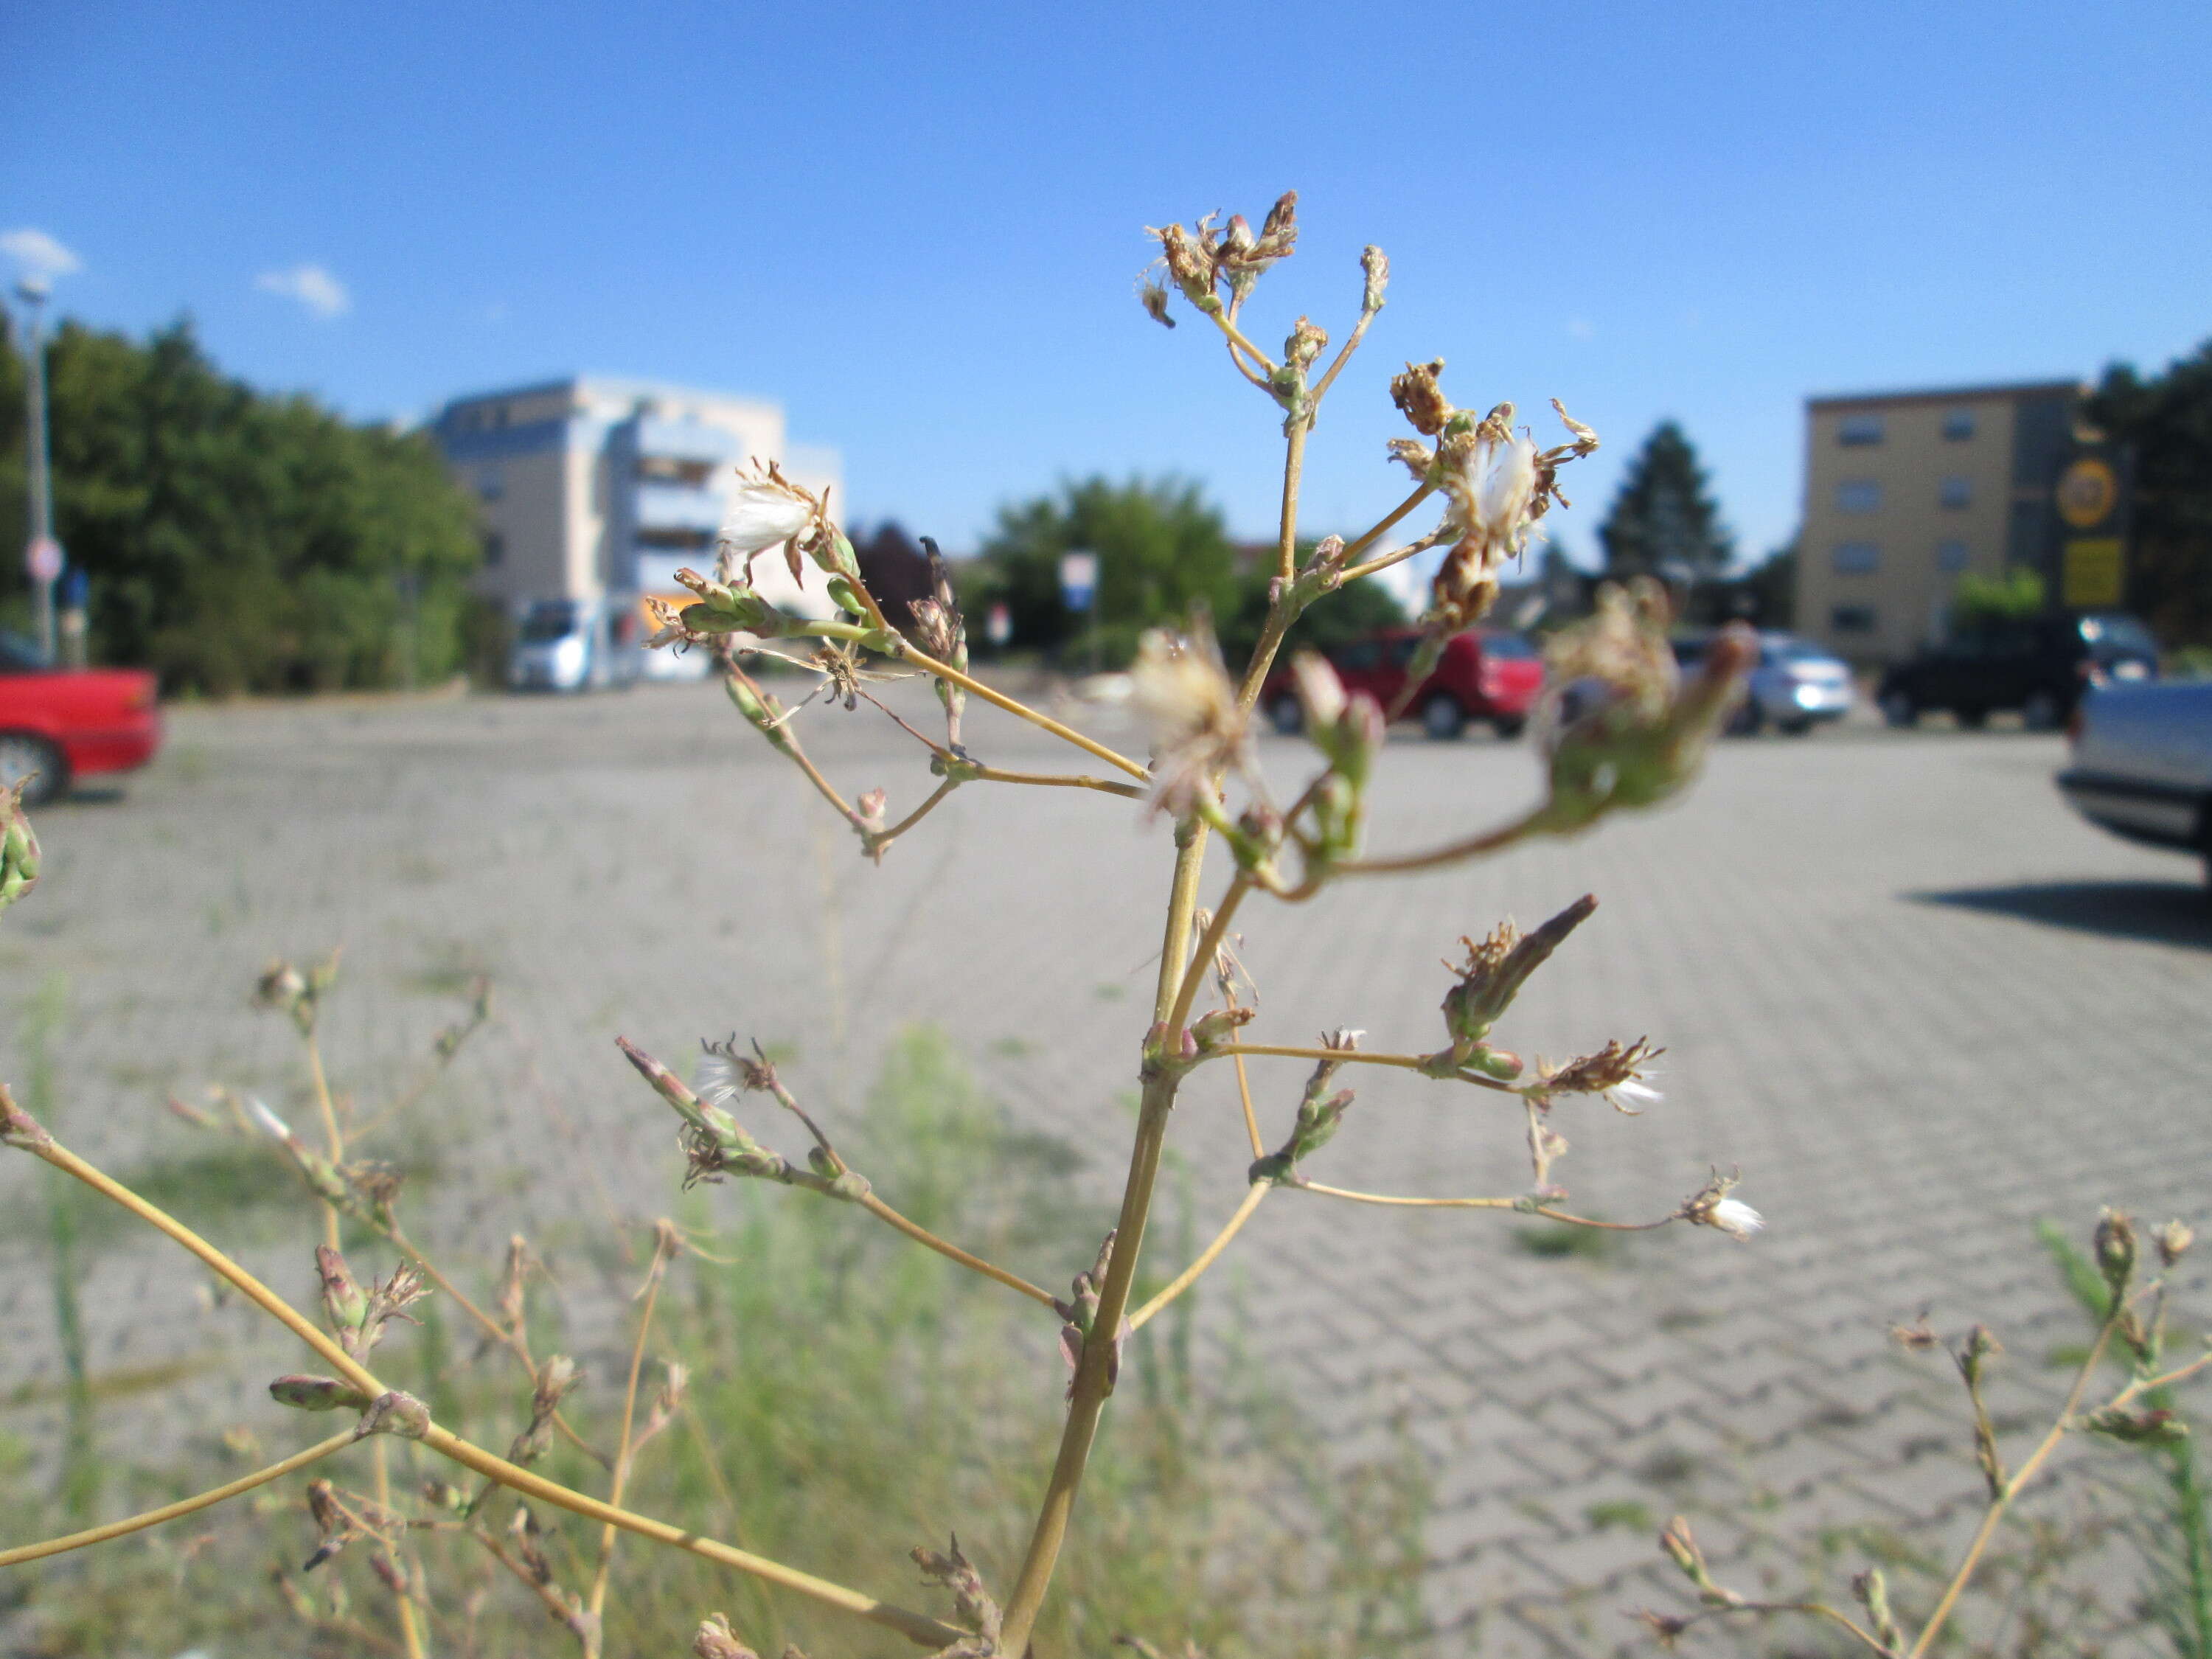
[18,282,57,661]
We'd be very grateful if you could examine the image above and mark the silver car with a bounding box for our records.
[1674,632,1854,735]
[2057,678,2212,891]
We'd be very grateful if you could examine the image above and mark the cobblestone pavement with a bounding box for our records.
[4,678,2208,1654]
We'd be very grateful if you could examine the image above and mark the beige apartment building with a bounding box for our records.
[1795,379,2081,662]
[430,375,844,619]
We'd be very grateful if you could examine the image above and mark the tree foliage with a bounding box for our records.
[0,317,482,692]
[2087,337,2212,646]
[1596,420,1734,581]
[964,476,1239,665]
[1952,566,2046,626]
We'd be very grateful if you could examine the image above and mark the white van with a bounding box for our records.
[508,596,645,692]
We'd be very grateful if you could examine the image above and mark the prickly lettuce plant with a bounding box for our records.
[4,192,1781,1658]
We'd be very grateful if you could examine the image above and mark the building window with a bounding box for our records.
[477,465,504,502]
[1831,604,1878,633]
[1832,541,1880,575]
[1943,409,1976,441]
[636,526,714,551]
[482,531,505,568]
[1836,480,1882,514]
[638,456,714,487]
[1936,539,1969,572]
[1838,414,1885,445]
[1939,475,1972,509]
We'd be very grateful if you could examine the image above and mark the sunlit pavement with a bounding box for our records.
[4,679,2206,1653]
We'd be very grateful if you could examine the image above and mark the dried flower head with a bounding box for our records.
[716,459,827,588]
[1537,1037,1665,1113]
[1677,1169,1764,1241]
[2156,1219,2195,1267]
[1389,359,1453,437]
[1427,398,1599,630]
[695,1614,761,1659]
[1129,619,1252,821]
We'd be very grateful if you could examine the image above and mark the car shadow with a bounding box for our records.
[47,784,131,808]
[1910,880,2211,950]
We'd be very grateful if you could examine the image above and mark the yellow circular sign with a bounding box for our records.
[2057,456,2118,529]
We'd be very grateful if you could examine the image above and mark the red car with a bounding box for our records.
[1,634,163,805]
[1261,626,1546,740]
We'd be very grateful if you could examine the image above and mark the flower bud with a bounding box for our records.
[2096,1208,2138,1295]
[0,779,41,917]
[352,1389,433,1441]
[1360,244,1389,314]
[270,1374,372,1412]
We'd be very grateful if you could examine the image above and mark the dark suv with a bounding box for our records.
[1877,611,2159,731]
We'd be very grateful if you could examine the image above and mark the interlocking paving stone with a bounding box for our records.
[3,681,2208,1653]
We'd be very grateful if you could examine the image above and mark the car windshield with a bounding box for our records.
[518,601,581,644]
[1764,637,1830,662]
[0,632,49,672]
[2078,613,2157,657]
[1480,632,1538,659]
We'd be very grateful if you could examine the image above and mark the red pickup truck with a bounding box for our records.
[1,634,163,805]
[1261,626,1546,740]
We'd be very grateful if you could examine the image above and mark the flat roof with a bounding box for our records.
[1806,378,2082,411]
[435,375,780,417]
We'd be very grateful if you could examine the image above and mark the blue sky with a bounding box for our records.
[5,1,2209,570]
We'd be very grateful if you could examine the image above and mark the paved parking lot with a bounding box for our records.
[4,677,2207,1653]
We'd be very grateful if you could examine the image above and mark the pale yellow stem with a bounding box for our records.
[1127,1183,1270,1332]
[11,1132,962,1649]
[0,1430,354,1567]
[857,1191,1058,1308]
[587,1245,669,1621]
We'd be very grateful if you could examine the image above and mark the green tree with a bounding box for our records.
[1952,567,2045,627]
[967,477,1239,664]
[2087,338,2212,646]
[1219,549,1404,673]
[1597,420,1734,582]
[0,316,481,692]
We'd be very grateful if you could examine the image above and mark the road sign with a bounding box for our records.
[25,536,61,582]
[1058,550,1099,613]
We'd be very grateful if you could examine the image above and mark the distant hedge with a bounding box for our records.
[0,318,481,694]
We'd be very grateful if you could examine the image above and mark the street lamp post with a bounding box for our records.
[15,276,60,661]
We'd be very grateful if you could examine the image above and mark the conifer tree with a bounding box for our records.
[1597,420,1734,581]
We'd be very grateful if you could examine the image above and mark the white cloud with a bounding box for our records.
[255,263,351,320]
[1566,317,1596,341]
[1,228,84,282]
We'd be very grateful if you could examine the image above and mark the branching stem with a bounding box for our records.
[857,1190,1059,1308]
[0,1430,355,1567]
[8,1130,963,1649]
[1127,1183,1270,1332]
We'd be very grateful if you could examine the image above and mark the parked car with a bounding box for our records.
[2056,678,2212,891]
[1877,611,2158,730]
[1261,627,1545,740]
[509,595,644,692]
[0,633,164,807]
[1674,630,1854,735]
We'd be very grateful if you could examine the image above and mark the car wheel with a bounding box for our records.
[1879,690,1918,728]
[1421,694,1467,740]
[1491,716,1527,740]
[1955,706,1989,730]
[1267,693,1304,737]
[1779,718,1813,737]
[1726,698,1762,737]
[2022,689,2062,731]
[0,733,68,808]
